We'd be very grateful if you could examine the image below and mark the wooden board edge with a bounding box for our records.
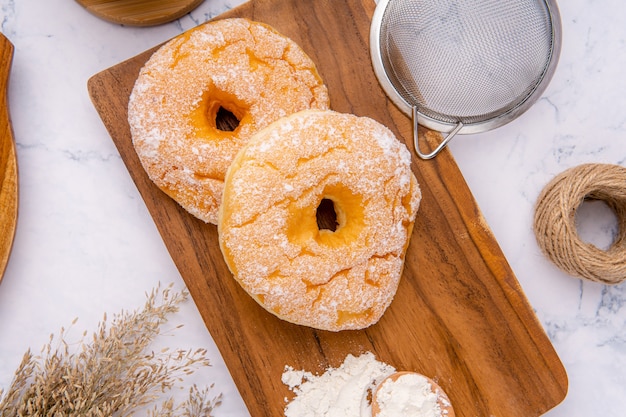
[84,0,570,413]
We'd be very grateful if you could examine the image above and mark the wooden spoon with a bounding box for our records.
[75,0,205,27]
[0,32,18,284]
[371,371,455,417]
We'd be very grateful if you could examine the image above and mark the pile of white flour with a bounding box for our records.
[281,352,395,417]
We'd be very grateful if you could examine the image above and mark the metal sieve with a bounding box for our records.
[370,0,562,159]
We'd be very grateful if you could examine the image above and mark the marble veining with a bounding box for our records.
[1,0,625,416]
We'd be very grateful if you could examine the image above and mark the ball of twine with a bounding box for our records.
[533,163,626,284]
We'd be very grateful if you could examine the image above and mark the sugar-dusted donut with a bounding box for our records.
[128,18,330,224]
[218,110,421,331]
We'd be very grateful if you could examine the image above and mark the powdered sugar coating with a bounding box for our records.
[218,110,421,331]
[128,18,329,224]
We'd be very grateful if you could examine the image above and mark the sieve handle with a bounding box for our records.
[412,106,463,160]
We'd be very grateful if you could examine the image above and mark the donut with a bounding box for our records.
[128,18,330,224]
[218,110,421,331]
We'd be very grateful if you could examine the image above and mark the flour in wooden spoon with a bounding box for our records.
[375,373,448,417]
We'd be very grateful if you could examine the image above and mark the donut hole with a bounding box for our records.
[286,185,365,248]
[316,198,338,232]
[208,99,245,133]
[215,106,241,132]
[190,90,248,137]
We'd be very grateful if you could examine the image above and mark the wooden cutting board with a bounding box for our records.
[0,33,18,284]
[87,1,568,416]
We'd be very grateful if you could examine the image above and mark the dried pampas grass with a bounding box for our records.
[0,283,222,416]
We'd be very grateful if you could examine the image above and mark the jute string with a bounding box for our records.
[533,163,626,284]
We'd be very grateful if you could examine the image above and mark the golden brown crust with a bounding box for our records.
[218,110,421,331]
[128,18,329,224]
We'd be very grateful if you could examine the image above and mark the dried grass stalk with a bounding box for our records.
[0,283,222,417]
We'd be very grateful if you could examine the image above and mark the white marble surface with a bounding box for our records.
[0,0,625,416]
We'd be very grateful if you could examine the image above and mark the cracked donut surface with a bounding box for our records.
[218,110,421,331]
[128,18,329,224]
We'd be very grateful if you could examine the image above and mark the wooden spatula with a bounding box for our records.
[75,0,205,26]
[0,32,18,284]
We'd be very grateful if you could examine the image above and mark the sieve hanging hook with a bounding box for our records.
[412,106,463,160]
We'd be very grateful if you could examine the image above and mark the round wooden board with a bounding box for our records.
[0,33,18,284]
[75,0,205,26]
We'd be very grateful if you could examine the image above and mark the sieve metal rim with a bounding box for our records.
[369,0,562,159]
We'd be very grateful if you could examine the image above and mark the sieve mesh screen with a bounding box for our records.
[379,0,554,125]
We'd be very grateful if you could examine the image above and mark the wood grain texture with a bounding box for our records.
[87,1,568,416]
[75,0,205,26]
[0,33,18,284]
